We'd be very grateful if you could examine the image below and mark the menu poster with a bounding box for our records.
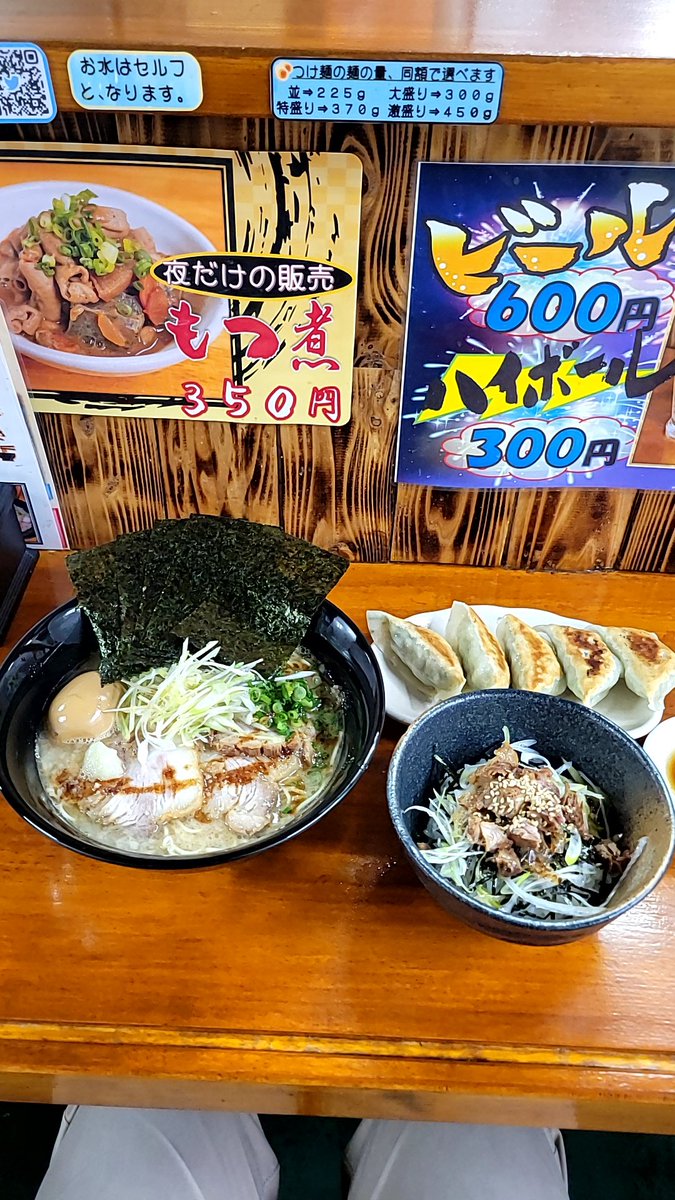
[0,310,67,549]
[0,143,362,426]
[397,163,675,490]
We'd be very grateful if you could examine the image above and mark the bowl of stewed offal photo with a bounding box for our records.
[387,690,675,945]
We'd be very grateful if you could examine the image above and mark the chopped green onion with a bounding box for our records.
[99,241,119,265]
[74,187,96,206]
[133,250,152,278]
[249,674,319,736]
[37,253,56,276]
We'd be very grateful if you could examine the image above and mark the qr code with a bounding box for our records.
[0,44,56,122]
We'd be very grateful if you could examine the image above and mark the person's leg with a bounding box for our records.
[346,1120,568,1200]
[37,1105,279,1200]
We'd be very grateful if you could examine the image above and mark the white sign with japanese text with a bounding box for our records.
[272,59,503,124]
[68,51,202,112]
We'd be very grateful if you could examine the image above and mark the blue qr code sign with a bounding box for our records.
[271,59,503,124]
[0,43,57,123]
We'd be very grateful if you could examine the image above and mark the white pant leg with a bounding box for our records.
[37,1106,279,1200]
[346,1120,568,1200]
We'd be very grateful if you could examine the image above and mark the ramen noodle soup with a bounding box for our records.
[37,647,344,857]
[45,515,350,857]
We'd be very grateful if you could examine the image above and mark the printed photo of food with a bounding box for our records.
[0,160,231,399]
[0,148,362,423]
[2,189,180,357]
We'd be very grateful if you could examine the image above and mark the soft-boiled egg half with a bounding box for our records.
[48,672,122,744]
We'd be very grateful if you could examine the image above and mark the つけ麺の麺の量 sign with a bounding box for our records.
[0,144,362,425]
[272,59,503,124]
[397,163,675,488]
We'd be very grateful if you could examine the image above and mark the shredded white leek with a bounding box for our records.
[116,640,261,748]
[410,736,641,923]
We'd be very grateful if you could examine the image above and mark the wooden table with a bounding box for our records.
[2,555,675,1132]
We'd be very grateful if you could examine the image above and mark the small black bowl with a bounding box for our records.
[387,690,675,944]
[0,599,384,869]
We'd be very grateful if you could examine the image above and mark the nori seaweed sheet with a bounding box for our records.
[66,544,121,681]
[129,520,184,665]
[175,515,348,673]
[142,517,223,649]
[174,601,298,675]
[67,516,349,681]
[113,529,153,671]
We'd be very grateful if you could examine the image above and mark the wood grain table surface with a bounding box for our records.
[2,554,675,1131]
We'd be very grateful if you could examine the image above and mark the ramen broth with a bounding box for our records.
[36,655,344,857]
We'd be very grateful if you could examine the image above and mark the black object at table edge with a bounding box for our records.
[0,483,37,644]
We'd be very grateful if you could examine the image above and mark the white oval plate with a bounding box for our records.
[371,604,663,741]
[643,717,675,792]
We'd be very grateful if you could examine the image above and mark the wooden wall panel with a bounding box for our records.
[618,491,675,573]
[37,413,166,547]
[8,115,675,569]
[278,367,398,559]
[157,423,280,526]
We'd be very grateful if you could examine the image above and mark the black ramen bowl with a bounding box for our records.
[387,690,675,945]
[0,599,384,869]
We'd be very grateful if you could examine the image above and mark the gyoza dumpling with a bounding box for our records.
[445,601,509,690]
[538,625,620,707]
[601,626,675,709]
[367,610,465,699]
[497,613,565,695]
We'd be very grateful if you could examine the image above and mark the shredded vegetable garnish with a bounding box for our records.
[250,675,319,737]
[25,189,153,280]
[116,640,260,748]
[411,735,641,921]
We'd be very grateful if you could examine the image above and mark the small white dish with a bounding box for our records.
[643,717,675,793]
[371,604,663,741]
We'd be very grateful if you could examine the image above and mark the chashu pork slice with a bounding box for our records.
[209,724,315,765]
[203,752,305,837]
[79,746,203,828]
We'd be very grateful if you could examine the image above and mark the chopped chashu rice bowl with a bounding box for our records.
[37,641,343,857]
[413,733,644,921]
